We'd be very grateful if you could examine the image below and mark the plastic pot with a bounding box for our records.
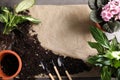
[0,50,22,80]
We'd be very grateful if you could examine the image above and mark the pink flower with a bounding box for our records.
[102,4,110,10]
[101,10,113,21]
[110,8,119,14]
[101,0,120,21]
[103,17,110,21]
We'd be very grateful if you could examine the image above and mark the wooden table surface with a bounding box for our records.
[0,0,88,6]
[36,77,100,80]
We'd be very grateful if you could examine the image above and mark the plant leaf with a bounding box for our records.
[102,23,113,33]
[88,42,104,53]
[118,43,120,50]
[102,0,109,5]
[88,55,110,67]
[101,66,111,80]
[104,51,114,60]
[97,0,109,8]
[0,14,7,23]
[15,0,35,13]
[87,55,99,65]
[21,16,40,24]
[13,15,25,24]
[108,21,120,32]
[97,0,103,8]
[117,68,120,80]
[0,7,10,23]
[90,10,103,23]
[103,21,120,33]
[113,60,120,68]
[90,26,109,48]
[0,7,10,13]
[110,37,119,51]
[88,0,98,10]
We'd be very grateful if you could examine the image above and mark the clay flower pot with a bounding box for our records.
[0,50,22,80]
[95,23,105,31]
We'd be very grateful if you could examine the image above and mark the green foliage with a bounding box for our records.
[96,0,103,8]
[88,0,108,10]
[0,0,40,34]
[90,10,103,23]
[102,21,120,33]
[15,0,35,13]
[101,66,111,80]
[110,37,119,51]
[117,68,120,80]
[21,16,40,24]
[88,0,98,10]
[88,55,111,67]
[89,26,109,48]
[88,42,104,53]
[113,60,120,68]
[88,0,109,11]
[88,26,120,80]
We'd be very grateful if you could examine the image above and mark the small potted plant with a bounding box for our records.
[0,0,39,35]
[88,26,120,80]
[88,0,120,33]
[0,0,40,79]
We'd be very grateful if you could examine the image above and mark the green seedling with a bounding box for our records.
[0,0,40,34]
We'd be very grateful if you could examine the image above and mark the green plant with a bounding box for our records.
[0,0,40,34]
[88,26,120,80]
[88,0,120,33]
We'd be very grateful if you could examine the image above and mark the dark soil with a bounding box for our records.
[0,11,91,80]
[1,54,19,76]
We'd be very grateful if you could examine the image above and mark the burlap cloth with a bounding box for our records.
[30,5,97,61]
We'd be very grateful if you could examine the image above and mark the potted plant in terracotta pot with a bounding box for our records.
[88,0,120,33]
[87,26,120,80]
[0,0,40,79]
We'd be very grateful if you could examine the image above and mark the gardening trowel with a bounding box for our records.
[40,61,55,80]
[57,57,72,80]
[51,60,62,80]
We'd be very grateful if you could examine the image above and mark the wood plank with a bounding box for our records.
[0,0,88,6]
[36,77,100,80]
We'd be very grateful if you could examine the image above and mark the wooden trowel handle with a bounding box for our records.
[48,73,55,80]
[53,66,62,80]
[65,70,72,80]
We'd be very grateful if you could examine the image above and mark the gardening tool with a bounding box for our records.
[57,57,72,80]
[51,60,62,80]
[40,61,55,80]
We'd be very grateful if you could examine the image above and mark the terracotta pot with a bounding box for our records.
[0,50,22,80]
[95,23,105,31]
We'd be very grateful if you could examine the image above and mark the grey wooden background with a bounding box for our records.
[0,0,88,6]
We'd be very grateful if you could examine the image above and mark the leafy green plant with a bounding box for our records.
[88,26,120,80]
[0,0,40,34]
[88,0,120,33]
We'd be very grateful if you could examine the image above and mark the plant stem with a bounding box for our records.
[3,24,8,34]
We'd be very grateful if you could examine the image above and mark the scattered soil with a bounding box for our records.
[0,11,91,80]
[1,54,19,76]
